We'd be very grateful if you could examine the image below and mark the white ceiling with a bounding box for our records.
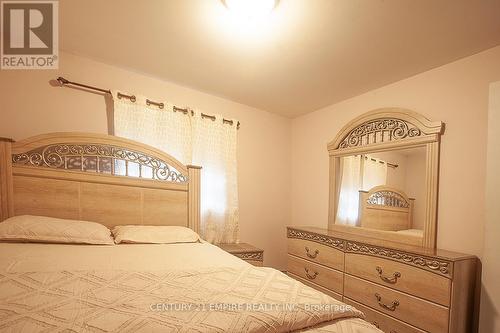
[60,0,500,117]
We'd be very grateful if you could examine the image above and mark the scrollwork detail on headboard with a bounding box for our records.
[12,143,188,183]
[338,118,421,149]
[367,190,410,208]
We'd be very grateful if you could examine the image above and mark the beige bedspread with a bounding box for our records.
[0,242,381,333]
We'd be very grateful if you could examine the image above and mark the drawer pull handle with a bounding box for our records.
[375,293,400,311]
[304,267,319,280]
[371,321,380,329]
[305,247,319,259]
[376,266,401,284]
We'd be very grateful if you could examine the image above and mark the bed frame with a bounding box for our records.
[358,185,414,231]
[0,133,201,232]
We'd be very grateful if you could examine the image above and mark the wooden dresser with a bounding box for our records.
[218,243,264,266]
[287,227,478,333]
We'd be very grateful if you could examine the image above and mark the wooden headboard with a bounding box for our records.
[358,185,414,231]
[0,133,201,232]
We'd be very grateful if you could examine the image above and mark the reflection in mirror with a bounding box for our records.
[335,146,427,238]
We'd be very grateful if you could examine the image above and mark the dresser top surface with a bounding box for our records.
[288,226,476,261]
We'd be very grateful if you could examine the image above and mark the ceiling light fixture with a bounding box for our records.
[209,0,283,44]
[222,0,278,21]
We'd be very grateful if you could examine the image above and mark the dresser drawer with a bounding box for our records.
[288,238,344,271]
[344,274,448,333]
[344,298,426,333]
[288,272,343,301]
[287,255,343,294]
[345,253,451,306]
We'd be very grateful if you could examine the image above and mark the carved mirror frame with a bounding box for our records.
[327,108,444,248]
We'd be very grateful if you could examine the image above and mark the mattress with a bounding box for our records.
[0,241,381,332]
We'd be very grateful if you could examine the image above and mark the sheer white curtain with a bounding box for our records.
[336,155,362,226]
[336,155,388,226]
[112,91,239,243]
[191,112,239,243]
[113,92,192,162]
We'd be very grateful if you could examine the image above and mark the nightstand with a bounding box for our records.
[218,243,264,266]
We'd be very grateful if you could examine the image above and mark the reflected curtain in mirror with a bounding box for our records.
[336,155,388,226]
[336,155,362,226]
[112,91,239,243]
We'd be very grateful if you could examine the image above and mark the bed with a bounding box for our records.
[0,133,381,333]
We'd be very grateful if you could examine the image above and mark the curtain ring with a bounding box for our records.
[117,92,136,103]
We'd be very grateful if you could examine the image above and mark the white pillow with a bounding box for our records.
[0,215,114,245]
[112,225,200,244]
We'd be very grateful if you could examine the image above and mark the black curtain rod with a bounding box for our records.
[56,77,240,129]
[355,154,398,168]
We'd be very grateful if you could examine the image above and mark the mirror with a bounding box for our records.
[335,147,426,238]
[327,108,444,248]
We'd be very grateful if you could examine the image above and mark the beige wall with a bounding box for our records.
[480,81,500,332]
[0,51,291,270]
